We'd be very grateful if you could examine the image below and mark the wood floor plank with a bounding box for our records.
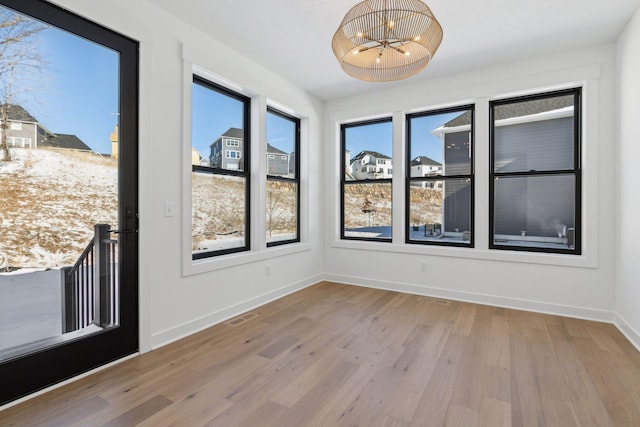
[478,396,511,427]
[2,281,640,427]
[101,394,173,427]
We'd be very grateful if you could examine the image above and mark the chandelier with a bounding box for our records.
[332,0,443,82]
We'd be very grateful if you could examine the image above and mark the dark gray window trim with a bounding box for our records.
[192,75,251,260]
[340,117,393,243]
[266,107,301,248]
[489,87,582,255]
[405,105,475,248]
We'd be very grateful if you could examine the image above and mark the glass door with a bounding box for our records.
[0,0,138,405]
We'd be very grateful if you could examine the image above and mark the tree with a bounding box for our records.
[0,9,46,162]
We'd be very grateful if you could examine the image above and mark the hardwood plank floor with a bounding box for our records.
[2,281,640,426]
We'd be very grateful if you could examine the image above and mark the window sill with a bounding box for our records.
[183,242,311,276]
[330,239,596,269]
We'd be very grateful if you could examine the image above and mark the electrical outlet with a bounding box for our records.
[420,260,428,271]
[266,264,272,276]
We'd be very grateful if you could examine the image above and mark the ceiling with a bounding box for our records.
[146,0,640,101]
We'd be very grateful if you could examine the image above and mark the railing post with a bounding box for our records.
[60,266,75,333]
[94,224,112,328]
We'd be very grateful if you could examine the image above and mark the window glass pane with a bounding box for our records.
[343,182,391,240]
[494,94,574,173]
[493,174,575,250]
[409,110,471,176]
[266,111,296,178]
[192,172,246,253]
[266,180,297,244]
[192,81,245,171]
[345,121,392,181]
[409,178,471,244]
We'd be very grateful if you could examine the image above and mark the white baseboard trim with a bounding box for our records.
[150,274,324,349]
[323,274,615,324]
[614,313,640,353]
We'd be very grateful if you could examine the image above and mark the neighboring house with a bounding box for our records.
[350,150,392,180]
[410,155,443,188]
[111,125,119,159]
[433,97,574,237]
[209,127,243,170]
[344,149,354,178]
[41,133,91,151]
[192,148,208,166]
[266,143,291,176]
[1,104,55,149]
[1,104,92,153]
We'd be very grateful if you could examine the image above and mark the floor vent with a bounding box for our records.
[433,299,451,305]
[225,312,259,326]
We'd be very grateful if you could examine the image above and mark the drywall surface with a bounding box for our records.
[616,5,640,350]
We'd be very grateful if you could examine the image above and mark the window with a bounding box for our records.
[490,88,581,254]
[406,106,474,246]
[266,108,300,246]
[225,138,239,147]
[341,118,392,241]
[191,76,250,259]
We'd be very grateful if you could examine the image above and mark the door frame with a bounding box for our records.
[0,0,139,406]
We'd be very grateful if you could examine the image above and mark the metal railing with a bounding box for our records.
[60,224,118,333]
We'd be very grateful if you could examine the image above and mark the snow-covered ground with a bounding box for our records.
[0,148,117,268]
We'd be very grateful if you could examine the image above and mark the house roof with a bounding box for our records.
[350,150,391,163]
[442,96,575,128]
[267,143,287,155]
[222,127,243,139]
[411,156,442,167]
[211,127,243,146]
[3,104,39,123]
[41,134,91,151]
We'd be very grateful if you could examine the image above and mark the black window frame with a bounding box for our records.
[191,75,251,260]
[266,106,301,248]
[489,87,582,255]
[340,117,393,243]
[406,105,475,248]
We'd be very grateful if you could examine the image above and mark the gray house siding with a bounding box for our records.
[494,175,574,237]
[267,144,290,176]
[443,131,471,232]
[209,130,244,171]
[493,117,574,236]
[494,117,573,173]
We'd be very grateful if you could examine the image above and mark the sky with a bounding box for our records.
[8,12,119,155]
[191,81,295,158]
[345,111,462,164]
[7,5,459,160]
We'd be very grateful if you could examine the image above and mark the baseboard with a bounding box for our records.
[150,274,324,349]
[323,273,615,323]
[614,313,640,353]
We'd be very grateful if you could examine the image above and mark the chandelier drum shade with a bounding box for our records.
[332,0,443,82]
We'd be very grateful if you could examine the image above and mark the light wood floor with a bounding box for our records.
[2,281,640,426]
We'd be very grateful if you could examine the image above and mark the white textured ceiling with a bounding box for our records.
[147,0,640,101]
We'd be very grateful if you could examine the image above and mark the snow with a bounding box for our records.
[0,148,118,268]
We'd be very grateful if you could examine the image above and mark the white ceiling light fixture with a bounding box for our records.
[332,0,443,82]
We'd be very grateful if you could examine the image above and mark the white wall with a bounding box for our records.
[51,0,325,351]
[45,0,640,355]
[325,45,619,323]
[616,6,640,350]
